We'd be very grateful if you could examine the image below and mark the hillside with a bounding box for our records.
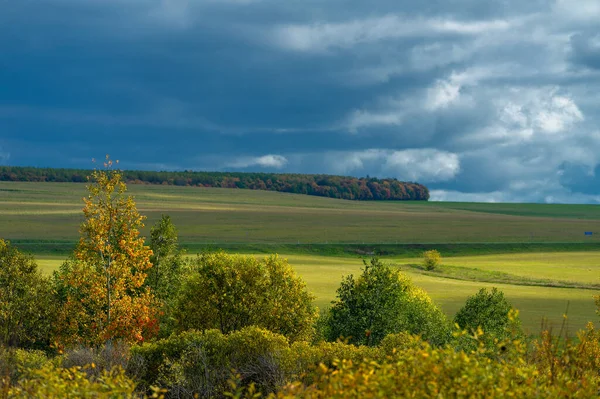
[2,181,599,255]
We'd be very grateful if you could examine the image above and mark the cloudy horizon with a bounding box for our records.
[1,0,600,203]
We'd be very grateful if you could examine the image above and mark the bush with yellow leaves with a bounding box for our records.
[227,320,600,399]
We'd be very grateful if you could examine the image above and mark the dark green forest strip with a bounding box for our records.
[11,240,600,257]
[397,262,600,290]
[0,165,429,201]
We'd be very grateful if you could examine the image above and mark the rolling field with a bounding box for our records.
[3,181,600,334]
[2,181,600,246]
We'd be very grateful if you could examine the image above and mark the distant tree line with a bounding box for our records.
[0,166,429,201]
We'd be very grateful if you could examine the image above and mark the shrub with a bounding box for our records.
[174,251,318,342]
[310,309,332,345]
[453,288,522,348]
[0,239,57,350]
[61,341,130,379]
[272,331,600,399]
[130,326,380,397]
[422,249,441,271]
[0,347,50,389]
[129,327,290,397]
[147,215,187,338]
[378,332,427,356]
[326,258,451,346]
[285,340,378,382]
[7,364,138,398]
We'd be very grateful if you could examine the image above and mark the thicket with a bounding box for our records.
[0,165,429,201]
[0,240,56,350]
[325,258,451,346]
[454,287,524,350]
[4,323,600,398]
[2,160,600,397]
[173,252,318,343]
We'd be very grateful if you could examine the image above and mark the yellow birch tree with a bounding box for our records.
[55,156,159,347]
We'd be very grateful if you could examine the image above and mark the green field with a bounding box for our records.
[3,181,600,335]
[2,182,600,247]
[35,252,598,334]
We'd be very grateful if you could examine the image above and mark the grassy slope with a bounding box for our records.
[2,182,600,251]
[430,252,600,283]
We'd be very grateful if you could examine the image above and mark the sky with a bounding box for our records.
[1,0,600,203]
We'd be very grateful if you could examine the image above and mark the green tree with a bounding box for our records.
[174,251,318,342]
[147,215,185,303]
[146,214,186,337]
[54,156,159,347]
[0,240,56,349]
[326,258,450,346]
[422,249,441,271]
[454,288,522,341]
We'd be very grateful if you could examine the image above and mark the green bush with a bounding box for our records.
[0,347,139,399]
[378,332,427,355]
[147,215,187,338]
[274,349,600,398]
[130,326,290,397]
[453,288,522,350]
[7,364,138,399]
[129,326,382,397]
[271,326,600,398]
[0,239,57,350]
[286,340,377,380]
[422,249,441,271]
[0,347,50,389]
[326,258,451,346]
[174,251,318,342]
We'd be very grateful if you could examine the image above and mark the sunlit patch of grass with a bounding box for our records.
[36,252,597,333]
[390,252,600,284]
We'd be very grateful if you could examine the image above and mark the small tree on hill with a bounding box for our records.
[174,251,318,342]
[422,250,441,271]
[454,288,522,346]
[54,156,159,347]
[326,258,450,346]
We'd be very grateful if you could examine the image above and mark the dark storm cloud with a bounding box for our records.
[559,162,600,195]
[570,32,600,71]
[1,0,600,202]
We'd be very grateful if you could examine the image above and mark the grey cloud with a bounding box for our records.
[321,148,460,183]
[272,15,515,53]
[226,154,289,169]
[570,33,600,70]
[559,162,600,195]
